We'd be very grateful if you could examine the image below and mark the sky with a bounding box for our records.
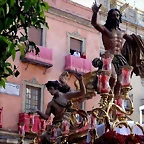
[71,0,144,11]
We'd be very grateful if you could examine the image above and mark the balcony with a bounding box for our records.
[21,46,53,68]
[65,55,92,74]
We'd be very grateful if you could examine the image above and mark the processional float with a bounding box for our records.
[18,51,144,144]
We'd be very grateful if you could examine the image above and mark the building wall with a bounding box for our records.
[1,0,144,133]
[0,0,100,132]
[130,75,144,122]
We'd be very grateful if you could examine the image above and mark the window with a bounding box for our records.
[28,27,43,46]
[70,37,82,55]
[22,78,45,112]
[67,31,86,55]
[25,85,41,113]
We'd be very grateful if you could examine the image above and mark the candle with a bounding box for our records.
[18,125,22,135]
[18,125,25,136]
[99,71,111,94]
[90,114,96,129]
[121,66,133,87]
[102,53,113,70]
[62,120,70,135]
[97,74,101,93]
[29,114,34,125]
[40,119,45,130]
[50,128,57,139]
[115,97,125,117]
[21,125,25,136]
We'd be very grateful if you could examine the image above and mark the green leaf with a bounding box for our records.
[17,43,25,56]
[5,18,13,29]
[9,0,16,7]
[0,79,6,89]
[6,67,13,74]
[0,8,5,17]
[45,22,49,29]
[5,62,12,67]
[0,20,3,32]
[31,17,37,25]
[11,49,16,60]
[6,3,9,14]
[41,2,50,11]
[0,0,7,6]
[10,44,16,60]
[20,14,25,23]
[24,1,31,11]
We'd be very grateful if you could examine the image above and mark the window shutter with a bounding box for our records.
[70,37,82,52]
[28,27,43,46]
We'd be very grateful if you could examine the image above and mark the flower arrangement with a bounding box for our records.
[94,131,144,144]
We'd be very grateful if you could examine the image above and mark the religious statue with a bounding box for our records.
[30,72,88,143]
[88,0,144,126]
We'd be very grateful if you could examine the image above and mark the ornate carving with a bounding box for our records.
[27,77,39,84]
[68,31,84,39]
[24,77,44,87]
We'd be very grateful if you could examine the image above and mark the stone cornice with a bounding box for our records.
[48,7,93,28]
[47,7,144,31]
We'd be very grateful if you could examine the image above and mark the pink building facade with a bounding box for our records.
[0,0,100,137]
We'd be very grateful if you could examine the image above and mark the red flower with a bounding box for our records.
[94,131,144,144]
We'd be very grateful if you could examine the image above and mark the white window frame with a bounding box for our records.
[22,78,45,112]
[67,31,86,54]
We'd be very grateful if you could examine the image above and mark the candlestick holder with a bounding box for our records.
[122,86,131,99]
[18,123,25,144]
[29,123,33,133]
[28,113,35,133]
[89,128,97,144]
[20,136,24,144]
[30,137,37,144]
[61,135,69,144]
[19,135,24,144]
[39,118,46,134]
[50,139,58,144]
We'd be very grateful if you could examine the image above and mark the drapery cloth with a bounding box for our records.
[122,34,144,78]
